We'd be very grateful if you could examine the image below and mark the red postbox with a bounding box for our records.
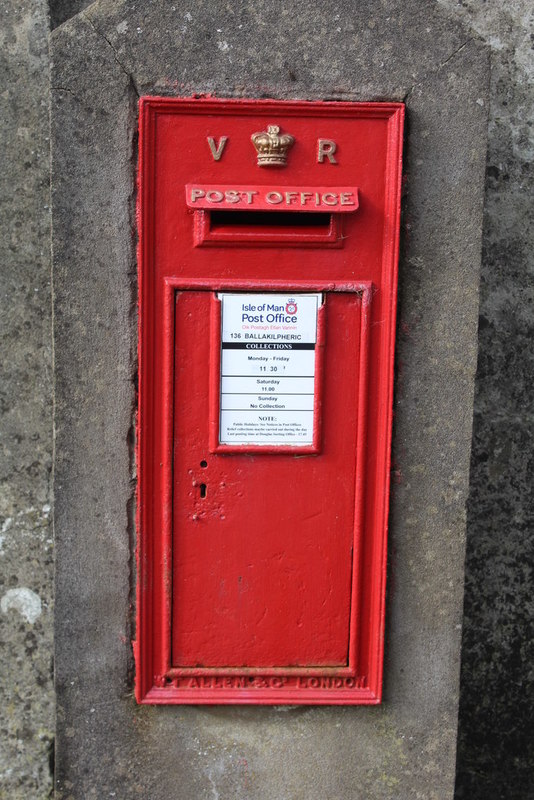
[136,97,404,704]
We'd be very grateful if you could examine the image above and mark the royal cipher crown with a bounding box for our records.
[251,124,295,167]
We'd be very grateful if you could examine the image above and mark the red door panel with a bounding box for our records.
[172,291,362,668]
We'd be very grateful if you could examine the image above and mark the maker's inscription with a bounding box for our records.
[158,675,367,690]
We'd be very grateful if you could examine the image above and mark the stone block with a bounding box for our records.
[51,3,488,797]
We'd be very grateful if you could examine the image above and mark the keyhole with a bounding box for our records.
[199,483,207,499]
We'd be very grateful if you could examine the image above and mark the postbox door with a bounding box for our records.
[172,288,365,669]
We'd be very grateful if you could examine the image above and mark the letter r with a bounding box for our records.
[317,139,337,164]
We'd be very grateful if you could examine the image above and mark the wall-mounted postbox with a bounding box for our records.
[136,97,404,704]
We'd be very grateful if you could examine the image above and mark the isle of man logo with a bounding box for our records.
[285,299,298,315]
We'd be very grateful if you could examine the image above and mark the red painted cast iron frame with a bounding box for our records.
[135,97,404,704]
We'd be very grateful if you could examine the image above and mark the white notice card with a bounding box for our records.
[219,293,322,446]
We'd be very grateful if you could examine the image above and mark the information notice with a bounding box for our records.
[219,293,322,446]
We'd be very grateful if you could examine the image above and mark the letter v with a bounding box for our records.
[207,136,228,161]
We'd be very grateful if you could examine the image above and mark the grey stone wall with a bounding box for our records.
[0,2,54,798]
[48,0,92,31]
[436,3,534,798]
